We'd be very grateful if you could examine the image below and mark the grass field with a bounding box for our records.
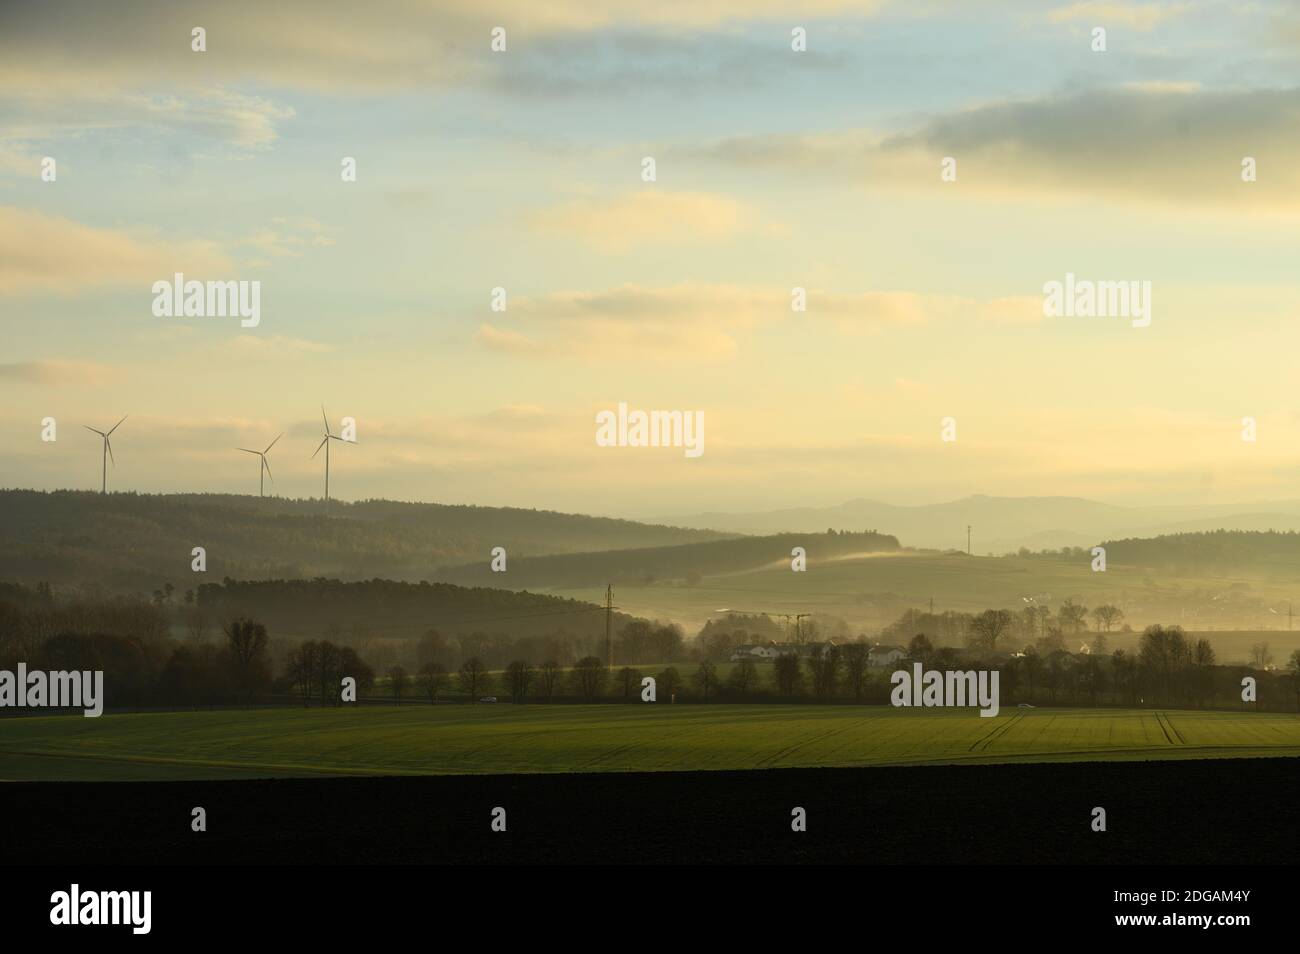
[1,704,1297,782]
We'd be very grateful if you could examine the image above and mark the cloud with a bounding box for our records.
[223,335,336,357]
[689,84,1300,208]
[1046,2,1190,31]
[0,360,120,385]
[529,191,754,251]
[0,0,889,95]
[477,283,1039,360]
[0,88,293,155]
[0,207,231,295]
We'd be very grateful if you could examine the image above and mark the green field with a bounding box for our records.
[1,704,1297,781]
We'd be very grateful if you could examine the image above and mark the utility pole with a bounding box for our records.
[605,583,613,671]
[966,525,971,555]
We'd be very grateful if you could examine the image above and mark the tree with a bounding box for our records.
[418,661,448,704]
[1091,605,1124,632]
[388,665,408,705]
[728,657,759,698]
[538,659,562,701]
[806,643,841,701]
[772,652,804,699]
[1020,646,1041,703]
[694,659,719,702]
[617,666,643,700]
[841,643,869,700]
[657,666,681,700]
[571,656,608,701]
[651,625,684,662]
[1249,642,1273,670]
[1192,639,1216,707]
[1288,649,1300,710]
[339,646,375,696]
[458,657,491,701]
[968,610,1011,652]
[906,633,933,663]
[316,640,341,707]
[1058,599,1088,635]
[288,641,319,707]
[222,616,269,704]
[505,660,534,704]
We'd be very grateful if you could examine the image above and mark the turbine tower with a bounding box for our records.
[237,432,282,497]
[83,415,127,494]
[312,407,350,506]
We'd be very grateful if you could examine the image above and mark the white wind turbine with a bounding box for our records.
[311,407,351,506]
[237,432,282,497]
[83,415,127,494]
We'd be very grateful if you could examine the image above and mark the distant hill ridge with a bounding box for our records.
[659,494,1300,552]
[435,529,901,590]
[0,489,732,593]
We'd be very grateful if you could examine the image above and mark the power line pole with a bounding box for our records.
[605,583,613,671]
[966,525,971,555]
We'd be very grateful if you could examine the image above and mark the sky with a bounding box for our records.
[4,0,1300,518]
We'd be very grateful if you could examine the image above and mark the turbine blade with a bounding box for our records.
[105,438,115,466]
[263,457,274,483]
[84,426,105,436]
[264,432,283,454]
[237,448,260,455]
[321,406,331,435]
[107,414,127,435]
[311,436,328,459]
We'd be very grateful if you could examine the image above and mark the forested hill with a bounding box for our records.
[435,530,902,590]
[1102,530,1300,575]
[0,490,732,594]
[193,578,636,641]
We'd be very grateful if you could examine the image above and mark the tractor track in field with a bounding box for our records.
[754,717,864,768]
[1154,711,1186,745]
[968,710,1026,753]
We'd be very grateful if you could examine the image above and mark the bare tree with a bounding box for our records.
[772,652,804,699]
[617,666,643,700]
[840,643,869,701]
[458,657,491,701]
[538,659,562,701]
[223,616,269,705]
[693,659,719,702]
[1091,604,1124,632]
[968,610,1012,652]
[728,658,758,698]
[389,665,408,705]
[657,666,681,701]
[418,661,447,704]
[570,656,608,701]
[505,660,535,704]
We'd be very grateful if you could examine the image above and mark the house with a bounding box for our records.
[868,644,906,667]
[729,641,836,661]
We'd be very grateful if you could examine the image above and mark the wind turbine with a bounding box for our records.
[83,416,127,494]
[237,433,282,497]
[311,407,351,506]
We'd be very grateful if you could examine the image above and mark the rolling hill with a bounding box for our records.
[0,489,732,594]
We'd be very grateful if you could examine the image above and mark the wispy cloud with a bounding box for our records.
[0,207,231,295]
